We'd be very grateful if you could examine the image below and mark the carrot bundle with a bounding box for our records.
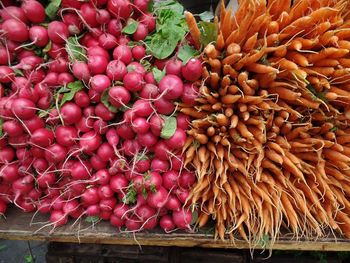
[183,0,350,244]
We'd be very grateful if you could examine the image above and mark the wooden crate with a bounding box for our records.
[1,208,350,252]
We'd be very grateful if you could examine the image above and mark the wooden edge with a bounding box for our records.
[1,209,350,251]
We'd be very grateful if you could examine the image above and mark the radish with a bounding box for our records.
[12,98,36,119]
[0,66,15,83]
[106,60,127,81]
[163,170,179,190]
[144,72,156,84]
[151,158,169,172]
[127,62,146,76]
[31,128,55,147]
[179,171,196,189]
[48,21,69,44]
[113,45,132,65]
[96,9,111,25]
[1,163,20,182]
[88,55,108,75]
[132,46,146,61]
[154,141,171,161]
[107,19,122,37]
[88,46,109,60]
[62,13,83,35]
[91,155,107,171]
[154,97,175,115]
[165,128,187,150]
[32,158,48,172]
[144,171,163,191]
[165,195,181,211]
[55,126,77,147]
[74,91,90,108]
[93,119,108,134]
[170,155,184,171]
[82,187,100,206]
[116,123,135,140]
[63,200,80,216]
[60,102,82,125]
[91,75,111,93]
[138,132,157,148]
[98,33,118,50]
[140,83,159,99]
[21,0,46,24]
[107,0,132,19]
[50,210,68,226]
[80,3,99,28]
[172,208,192,229]
[181,83,199,106]
[113,203,130,219]
[86,204,100,216]
[79,131,102,153]
[133,23,148,41]
[125,215,142,231]
[97,142,114,162]
[98,185,114,199]
[100,197,117,212]
[110,174,129,193]
[123,140,141,156]
[132,117,150,134]
[147,186,168,209]
[160,215,175,232]
[176,113,190,130]
[165,59,182,76]
[0,6,28,23]
[139,13,156,32]
[72,61,90,81]
[29,26,49,47]
[159,74,183,100]
[110,214,125,227]
[181,58,202,81]
[71,160,93,180]
[150,115,164,137]
[108,86,131,107]
[3,120,24,137]
[45,144,68,163]
[93,169,111,185]
[23,115,45,133]
[2,19,29,42]
[175,188,190,204]
[95,103,115,121]
[37,172,56,188]
[132,99,153,117]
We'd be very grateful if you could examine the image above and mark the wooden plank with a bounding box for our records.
[0,208,350,251]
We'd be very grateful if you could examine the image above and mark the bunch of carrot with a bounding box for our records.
[182,0,350,244]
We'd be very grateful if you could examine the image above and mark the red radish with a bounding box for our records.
[165,195,181,211]
[182,83,199,106]
[22,0,46,24]
[170,155,184,171]
[132,46,146,61]
[150,115,164,137]
[95,103,115,121]
[91,74,111,93]
[31,128,54,147]
[97,142,114,161]
[50,210,68,226]
[160,215,175,231]
[108,86,131,107]
[62,13,82,35]
[98,185,114,199]
[107,19,122,37]
[176,188,190,204]
[63,200,80,216]
[55,126,77,147]
[136,204,156,221]
[133,23,148,41]
[106,60,127,81]
[154,97,175,115]
[145,72,156,84]
[92,166,111,183]
[80,3,99,28]
[23,115,45,133]
[165,59,182,76]
[2,19,29,42]
[132,117,150,134]
[176,113,190,130]
[3,120,24,137]
[37,172,56,188]
[58,72,74,85]
[181,58,202,81]
[138,132,157,148]
[60,102,82,125]
[49,58,68,73]
[125,215,142,231]
[48,43,67,59]
[110,174,129,193]
[0,147,14,163]
[110,214,125,227]
[88,55,108,75]
[140,13,156,32]
[82,187,100,206]
[72,62,90,81]
[71,160,93,180]
[86,204,100,216]
[113,203,130,218]
[163,170,179,190]
[144,171,163,191]
[113,45,132,64]
[154,141,170,161]
[179,171,196,189]
[94,119,108,134]
[140,83,159,99]
[79,131,102,153]
[48,21,69,44]
[106,128,120,147]
[132,99,153,117]
[38,199,51,214]
[159,74,183,100]
[116,123,135,140]
[74,91,90,108]
[123,140,141,156]
[1,163,20,182]
[12,98,36,119]
[165,128,187,150]
[88,46,109,60]
[0,66,15,83]
[132,176,144,193]
[147,186,168,209]
[29,26,49,47]
[0,47,13,65]
[98,33,117,49]
[107,0,132,19]
[100,197,117,211]
[172,208,192,229]
[151,158,169,172]
[0,6,28,23]
[96,9,111,24]
[45,144,68,163]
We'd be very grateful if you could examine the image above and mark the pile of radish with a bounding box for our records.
[0,0,202,233]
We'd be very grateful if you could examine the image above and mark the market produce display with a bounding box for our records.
[0,0,203,233]
[182,0,350,244]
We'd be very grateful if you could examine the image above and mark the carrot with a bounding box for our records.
[313,59,339,67]
[267,21,280,35]
[277,11,291,29]
[302,67,335,77]
[235,48,268,70]
[210,72,220,89]
[242,33,258,52]
[336,28,350,40]
[338,40,350,49]
[222,53,243,65]
[230,115,239,129]
[184,11,201,50]
[245,63,278,74]
[236,121,254,140]
[339,58,350,67]
[265,149,283,165]
[205,44,220,59]
[180,108,207,119]
[288,39,302,51]
[226,43,241,55]
[221,94,241,104]
[282,155,304,181]
[267,87,301,101]
[216,31,225,51]
[323,149,350,163]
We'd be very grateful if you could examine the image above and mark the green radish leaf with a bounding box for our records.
[101,88,118,113]
[152,67,166,83]
[45,0,62,20]
[122,18,139,34]
[147,0,154,12]
[191,210,198,225]
[198,11,214,22]
[127,64,136,72]
[150,184,157,193]
[66,36,86,63]
[198,21,218,47]
[141,188,148,199]
[123,186,137,204]
[85,216,100,223]
[38,110,49,118]
[0,118,3,137]
[160,116,177,139]
[140,59,152,71]
[154,0,184,15]
[178,44,200,65]
[13,69,24,77]
[24,255,35,263]
[60,81,83,106]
